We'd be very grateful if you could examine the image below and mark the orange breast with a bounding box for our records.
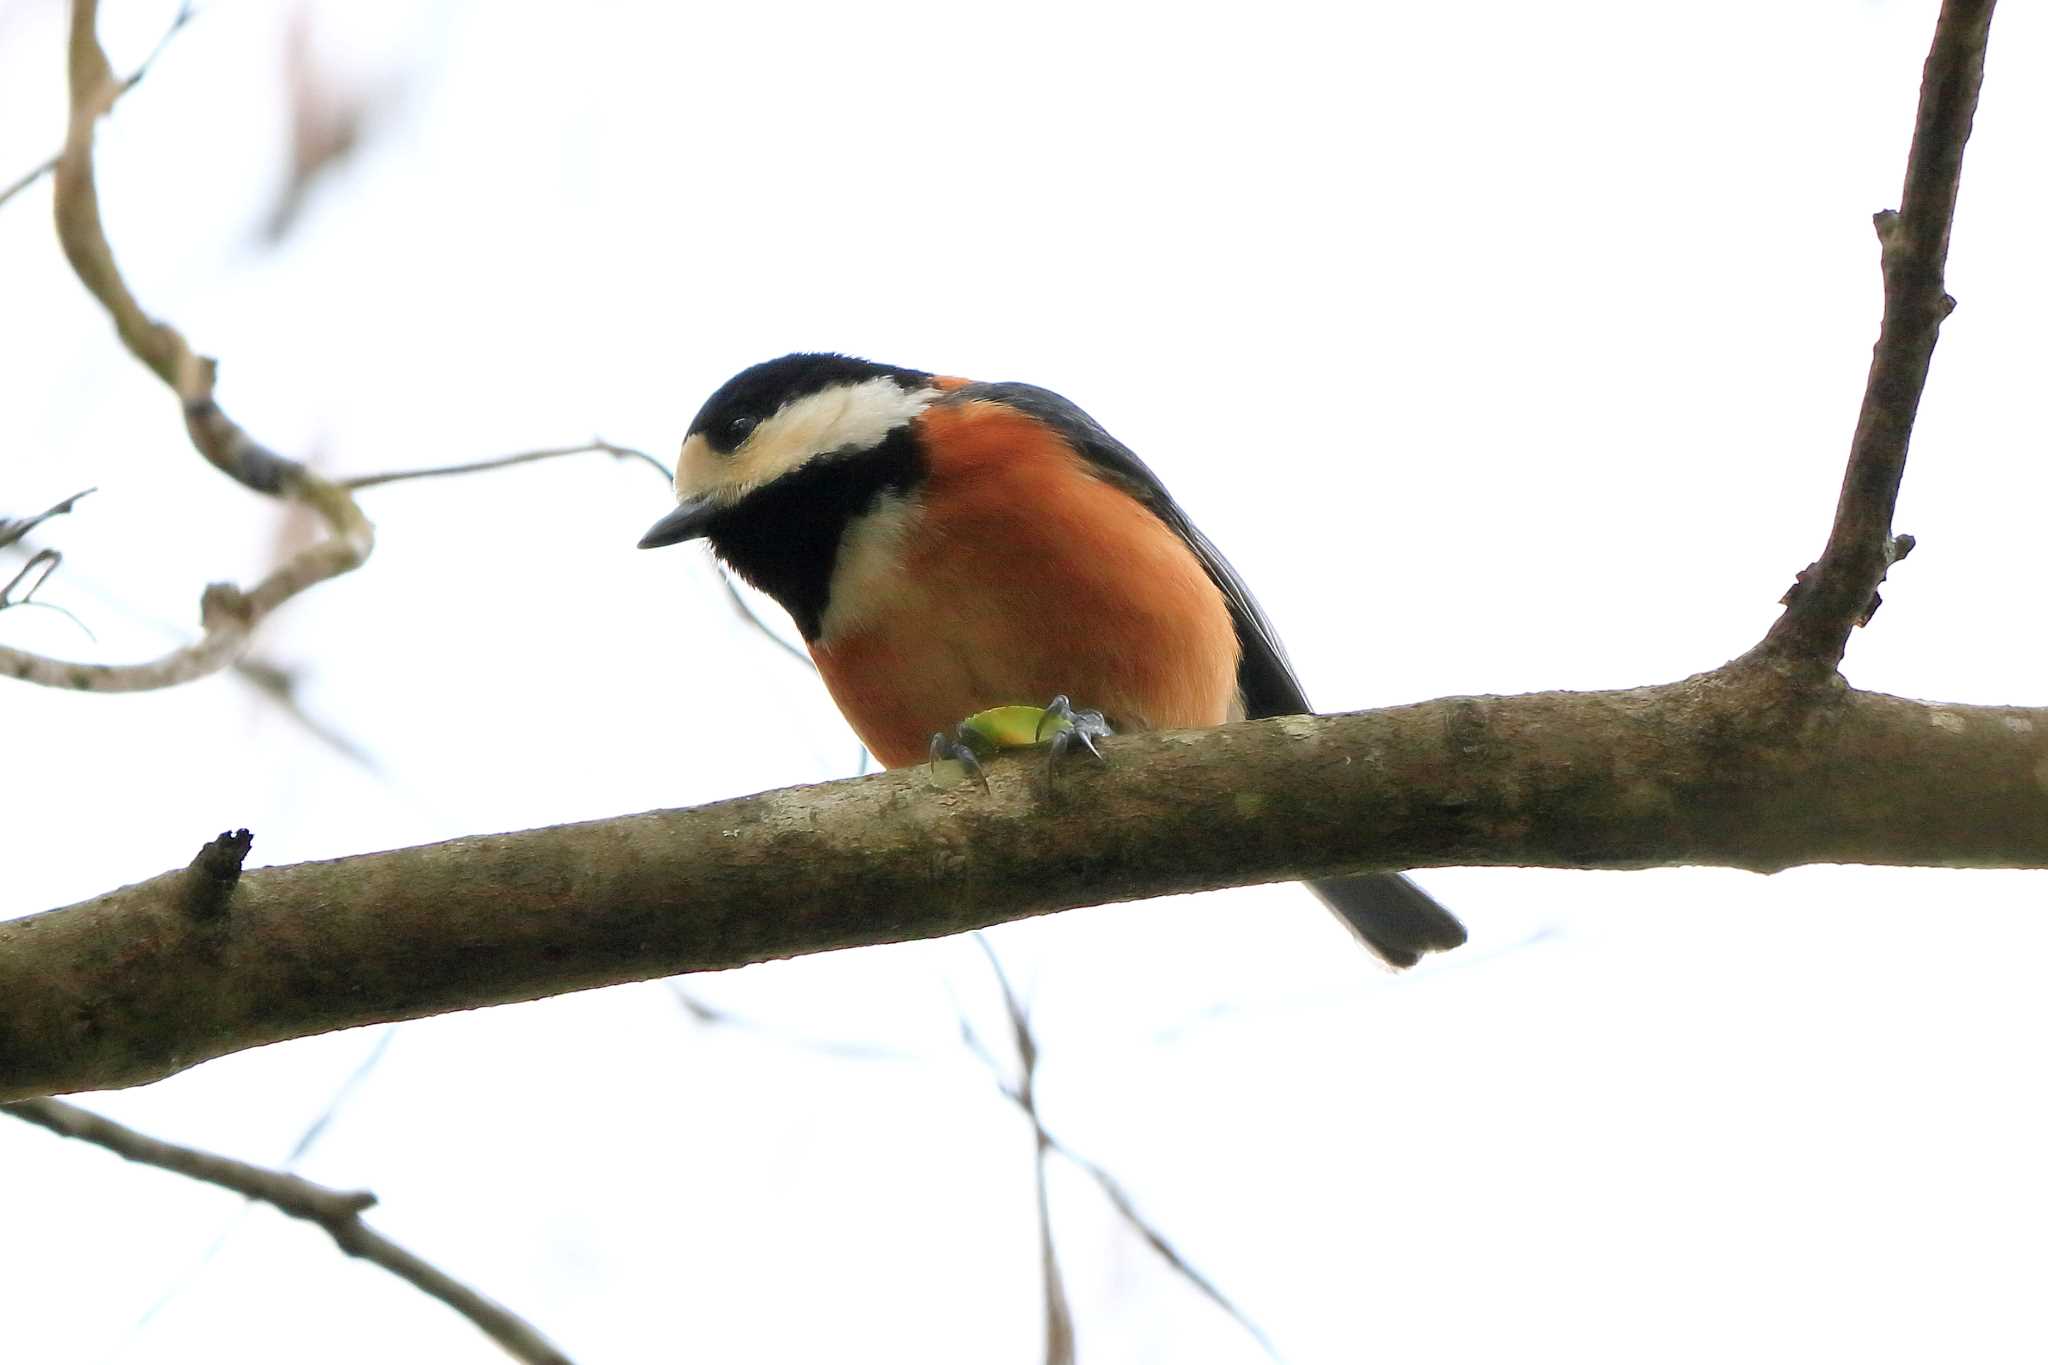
[810,400,1241,768]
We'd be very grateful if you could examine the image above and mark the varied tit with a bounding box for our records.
[639,353,1466,967]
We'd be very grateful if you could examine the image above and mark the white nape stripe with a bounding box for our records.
[677,376,938,505]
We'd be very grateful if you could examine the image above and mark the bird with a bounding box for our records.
[638,353,1466,967]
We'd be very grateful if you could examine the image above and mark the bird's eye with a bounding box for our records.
[722,414,758,448]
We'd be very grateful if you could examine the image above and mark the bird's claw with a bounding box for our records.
[1037,694,1111,773]
[928,730,990,793]
[925,696,1113,793]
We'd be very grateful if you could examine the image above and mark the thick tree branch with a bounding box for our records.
[5,670,2047,1101]
[1758,0,1995,669]
[3,1098,574,1365]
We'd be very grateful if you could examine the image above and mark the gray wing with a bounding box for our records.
[945,382,1310,719]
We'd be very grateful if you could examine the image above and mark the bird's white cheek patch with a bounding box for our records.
[681,378,938,506]
[819,492,924,644]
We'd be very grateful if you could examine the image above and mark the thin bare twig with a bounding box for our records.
[344,428,820,689]
[1,0,373,693]
[672,954,1274,1359]
[667,982,922,1064]
[231,656,381,770]
[282,1026,398,1166]
[0,488,94,550]
[0,545,97,639]
[1758,0,1997,669]
[672,964,1265,1359]
[1033,1133,1076,1365]
[967,939,1280,1362]
[674,953,1266,1362]
[0,2,195,213]
[341,439,670,490]
[0,521,378,764]
[1149,925,1563,1048]
[970,941,1073,1365]
[1055,1143,1282,1361]
[3,1098,574,1365]
[1,550,62,610]
[2,492,97,639]
[100,1026,402,1358]
[0,155,56,216]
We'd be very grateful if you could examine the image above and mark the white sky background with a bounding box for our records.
[2,0,2044,1360]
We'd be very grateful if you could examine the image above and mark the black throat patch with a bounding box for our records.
[700,423,925,642]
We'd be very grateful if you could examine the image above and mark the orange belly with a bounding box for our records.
[810,401,1240,768]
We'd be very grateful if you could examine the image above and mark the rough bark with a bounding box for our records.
[5,664,2045,1101]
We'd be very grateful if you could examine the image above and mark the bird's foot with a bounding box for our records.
[1034,694,1111,773]
[928,726,992,794]
[926,696,1112,791]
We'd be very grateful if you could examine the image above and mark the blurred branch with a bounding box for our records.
[396,434,822,675]
[282,1026,398,1165]
[346,435,813,739]
[0,549,56,601]
[970,942,1072,1365]
[672,952,1268,1359]
[0,522,379,766]
[0,0,194,214]
[1,0,373,693]
[1,551,67,616]
[966,938,1275,1363]
[1033,1145,1074,1365]
[0,488,94,550]
[260,2,373,244]
[3,1098,575,1365]
[1755,0,1995,670]
[0,489,98,638]
[231,656,380,770]
[1050,1138,1281,1361]
[100,1027,402,1355]
[341,439,670,491]
[667,982,922,1064]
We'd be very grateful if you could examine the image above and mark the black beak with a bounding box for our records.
[638,497,719,549]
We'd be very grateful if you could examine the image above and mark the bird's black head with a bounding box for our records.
[639,353,941,641]
[641,353,937,551]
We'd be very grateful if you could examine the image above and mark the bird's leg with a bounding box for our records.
[926,697,1112,792]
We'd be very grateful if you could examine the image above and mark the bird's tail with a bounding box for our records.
[1309,872,1466,969]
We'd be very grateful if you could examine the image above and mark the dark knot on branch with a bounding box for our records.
[182,828,253,920]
